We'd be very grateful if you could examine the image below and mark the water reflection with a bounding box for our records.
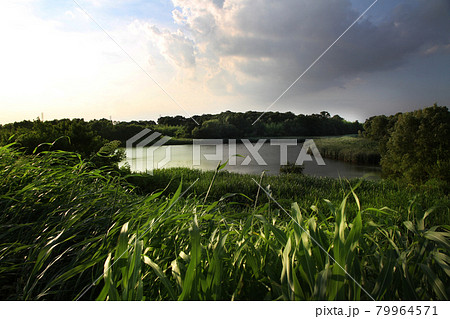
[122,143,382,180]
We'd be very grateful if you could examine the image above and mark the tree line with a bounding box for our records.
[159,110,362,139]
[0,110,361,157]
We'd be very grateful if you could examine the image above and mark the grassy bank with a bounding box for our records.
[0,145,448,300]
[314,136,380,165]
[127,168,448,224]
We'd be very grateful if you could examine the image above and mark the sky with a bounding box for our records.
[0,0,449,124]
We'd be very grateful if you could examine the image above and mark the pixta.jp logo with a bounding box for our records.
[126,128,172,174]
[193,138,325,166]
[127,129,326,174]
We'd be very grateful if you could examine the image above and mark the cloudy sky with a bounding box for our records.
[1,0,449,124]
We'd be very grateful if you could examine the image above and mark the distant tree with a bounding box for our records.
[263,122,284,137]
[192,119,239,139]
[320,111,331,118]
[152,124,180,137]
[158,115,188,126]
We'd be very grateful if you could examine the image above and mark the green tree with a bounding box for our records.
[381,104,450,184]
[192,119,239,139]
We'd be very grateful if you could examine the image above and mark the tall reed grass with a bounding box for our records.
[314,136,380,165]
[0,144,448,300]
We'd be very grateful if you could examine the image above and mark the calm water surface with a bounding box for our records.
[122,143,381,180]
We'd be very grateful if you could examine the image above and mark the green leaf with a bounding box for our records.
[432,252,450,276]
[143,255,177,300]
[419,263,448,300]
[403,221,416,233]
[424,231,450,251]
[179,215,202,300]
[254,215,287,246]
[217,160,228,171]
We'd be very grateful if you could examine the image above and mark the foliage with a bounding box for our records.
[152,124,184,138]
[364,104,450,185]
[0,118,156,153]
[192,119,240,139]
[95,140,126,168]
[0,118,105,158]
[363,114,399,155]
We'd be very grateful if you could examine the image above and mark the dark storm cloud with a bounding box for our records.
[228,0,449,86]
[160,0,450,98]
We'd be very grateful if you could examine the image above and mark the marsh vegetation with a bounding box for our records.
[0,144,448,300]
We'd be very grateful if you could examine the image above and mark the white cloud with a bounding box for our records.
[147,26,196,68]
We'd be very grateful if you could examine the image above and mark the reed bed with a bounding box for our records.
[0,144,448,300]
[314,136,380,165]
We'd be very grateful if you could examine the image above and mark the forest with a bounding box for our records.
[0,110,361,156]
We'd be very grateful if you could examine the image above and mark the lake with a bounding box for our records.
[121,142,382,179]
